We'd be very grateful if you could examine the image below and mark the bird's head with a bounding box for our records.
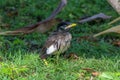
[57,22,77,31]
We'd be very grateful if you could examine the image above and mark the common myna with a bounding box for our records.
[40,22,76,59]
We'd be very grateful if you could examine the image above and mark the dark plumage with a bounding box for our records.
[40,22,76,59]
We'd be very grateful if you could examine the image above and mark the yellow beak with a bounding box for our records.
[65,23,77,29]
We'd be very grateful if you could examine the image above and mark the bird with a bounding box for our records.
[40,22,76,60]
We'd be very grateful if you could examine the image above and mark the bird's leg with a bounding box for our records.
[56,52,60,65]
[56,54,59,62]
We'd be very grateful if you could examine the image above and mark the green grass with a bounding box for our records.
[0,0,120,80]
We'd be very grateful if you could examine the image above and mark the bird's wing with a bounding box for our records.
[40,33,59,59]
[42,33,63,55]
[41,32,71,55]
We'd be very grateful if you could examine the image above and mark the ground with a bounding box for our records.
[0,0,120,80]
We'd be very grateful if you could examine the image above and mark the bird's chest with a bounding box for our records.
[53,35,71,55]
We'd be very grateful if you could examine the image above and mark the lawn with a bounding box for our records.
[0,0,120,80]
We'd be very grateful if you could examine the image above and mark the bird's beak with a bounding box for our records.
[65,23,77,29]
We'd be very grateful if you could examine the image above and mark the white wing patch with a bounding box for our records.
[46,45,57,54]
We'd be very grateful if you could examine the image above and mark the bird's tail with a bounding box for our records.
[40,54,49,59]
